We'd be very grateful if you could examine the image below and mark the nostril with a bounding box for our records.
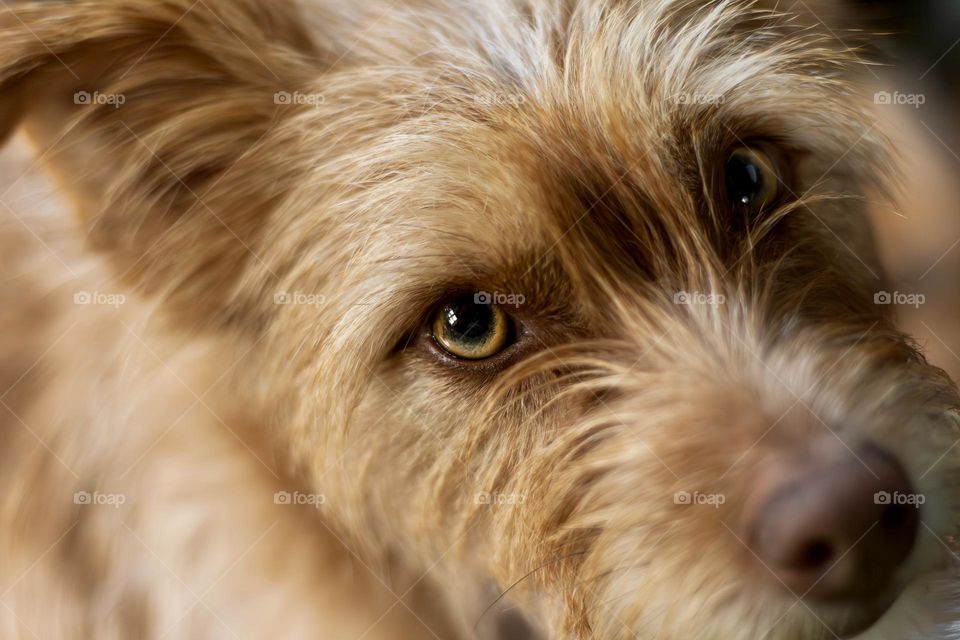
[796,539,834,570]
[881,504,910,529]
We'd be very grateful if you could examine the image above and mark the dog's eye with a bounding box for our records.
[726,147,779,212]
[432,295,512,360]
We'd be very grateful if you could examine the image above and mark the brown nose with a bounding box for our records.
[745,441,919,602]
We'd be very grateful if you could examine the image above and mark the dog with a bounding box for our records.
[1,1,959,638]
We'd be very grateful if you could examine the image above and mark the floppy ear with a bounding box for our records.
[0,0,322,321]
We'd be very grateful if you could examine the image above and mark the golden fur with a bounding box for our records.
[0,1,958,638]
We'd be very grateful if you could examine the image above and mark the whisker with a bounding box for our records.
[473,550,587,632]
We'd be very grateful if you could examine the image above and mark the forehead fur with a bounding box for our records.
[0,0,888,326]
[296,0,888,165]
[267,0,887,317]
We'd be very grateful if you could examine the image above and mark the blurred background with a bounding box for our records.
[841,1,960,380]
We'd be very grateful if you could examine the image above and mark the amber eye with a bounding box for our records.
[432,294,512,360]
[726,147,779,212]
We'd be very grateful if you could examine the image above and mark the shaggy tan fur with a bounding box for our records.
[0,1,959,639]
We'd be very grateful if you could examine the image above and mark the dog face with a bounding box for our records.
[3,1,959,639]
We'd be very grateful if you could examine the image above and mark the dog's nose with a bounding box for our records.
[745,441,918,602]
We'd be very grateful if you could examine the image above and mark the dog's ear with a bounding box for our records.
[0,1,323,322]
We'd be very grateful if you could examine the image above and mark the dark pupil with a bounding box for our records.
[442,298,494,343]
[726,154,764,205]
